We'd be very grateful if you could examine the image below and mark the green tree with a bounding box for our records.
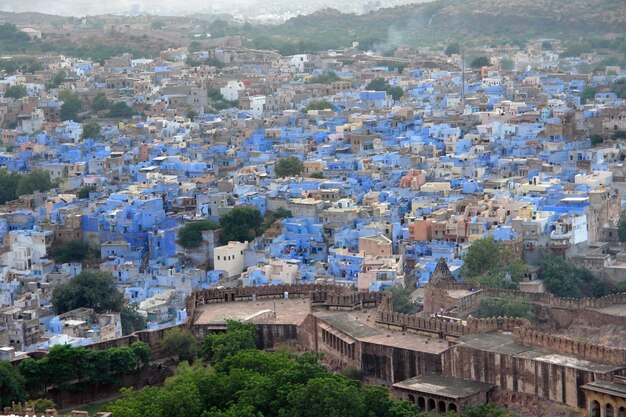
[461,238,528,289]
[186,109,198,120]
[108,102,135,118]
[219,206,264,243]
[477,296,534,321]
[590,134,605,146]
[581,87,596,104]
[384,286,418,314]
[49,239,90,263]
[3,85,27,99]
[275,156,304,178]
[538,251,614,298]
[387,86,404,101]
[81,120,101,140]
[51,270,124,314]
[26,399,56,414]
[0,361,26,409]
[445,42,460,56]
[161,327,199,362]
[131,341,152,370]
[470,56,491,68]
[500,58,514,71]
[178,220,220,249]
[91,92,111,111]
[541,41,553,50]
[304,100,333,112]
[121,304,148,336]
[612,131,626,140]
[78,185,96,199]
[16,169,55,196]
[306,71,341,84]
[365,78,388,91]
[50,70,67,89]
[59,89,83,121]
[151,21,166,30]
[0,169,21,204]
[202,320,257,364]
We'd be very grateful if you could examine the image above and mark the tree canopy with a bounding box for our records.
[81,120,102,140]
[51,270,124,314]
[364,78,404,101]
[470,56,491,68]
[539,251,615,298]
[91,92,111,111]
[304,100,334,112]
[161,327,199,362]
[178,220,220,249]
[460,238,527,289]
[108,102,135,118]
[384,286,419,314]
[274,156,304,178]
[445,42,461,56]
[60,89,83,121]
[619,212,626,243]
[306,71,341,84]
[477,296,534,321]
[3,85,27,99]
[0,169,56,205]
[49,239,90,263]
[108,321,516,417]
[0,360,26,409]
[219,206,264,244]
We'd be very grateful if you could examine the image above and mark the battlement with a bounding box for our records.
[483,288,626,310]
[513,327,626,367]
[310,290,385,310]
[376,310,528,337]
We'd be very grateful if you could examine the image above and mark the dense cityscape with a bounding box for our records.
[0,2,626,417]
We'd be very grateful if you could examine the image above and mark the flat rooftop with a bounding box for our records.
[194,298,311,326]
[581,380,626,398]
[393,373,494,399]
[459,332,621,373]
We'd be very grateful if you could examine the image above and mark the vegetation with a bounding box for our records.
[108,321,516,417]
[81,120,102,140]
[274,156,304,177]
[304,99,334,112]
[477,296,534,321]
[121,304,147,336]
[0,360,26,409]
[49,240,90,263]
[3,85,27,99]
[0,58,42,75]
[219,206,264,244]
[580,87,596,104]
[91,92,111,111]
[161,328,199,362]
[201,321,257,363]
[445,42,460,56]
[309,171,324,179]
[0,23,30,43]
[59,90,84,121]
[78,185,97,199]
[178,220,220,249]
[0,169,56,205]
[108,102,135,118]
[470,56,491,68]
[500,58,514,71]
[384,286,419,314]
[460,238,527,289]
[18,342,150,397]
[207,88,238,111]
[51,271,125,314]
[365,78,404,101]
[539,251,616,298]
[306,71,341,84]
[48,70,67,89]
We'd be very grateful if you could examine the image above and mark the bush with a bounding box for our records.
[219,206,264,244]
[161,327,198,362]
[275,156,304,178]
[178,221,220,249]
[49,240,90,263]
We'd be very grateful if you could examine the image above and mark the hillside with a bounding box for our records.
[249,0,626,51]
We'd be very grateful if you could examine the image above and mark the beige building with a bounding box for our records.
[214,241,248,278]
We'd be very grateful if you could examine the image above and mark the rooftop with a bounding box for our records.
[393,373,495,399]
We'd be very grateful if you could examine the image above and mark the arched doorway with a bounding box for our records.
[427,398,436,412]
[590,400,601,417]
[408,394,416,404]
[438,400,447,413]
[618,406,626,417]
[449,403,458,413]
[417,397,426,411]
[607,404,615,417]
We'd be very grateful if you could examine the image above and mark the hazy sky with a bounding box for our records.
[0,0,425,17]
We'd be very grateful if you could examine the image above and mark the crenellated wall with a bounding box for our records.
[376,310,529,337]
[513,327,626,367]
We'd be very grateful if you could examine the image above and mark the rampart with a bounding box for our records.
[513,326,626,367]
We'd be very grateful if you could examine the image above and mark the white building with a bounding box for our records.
[220,80,246,101]
[214,241,248,278]
[249,96,266,119]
